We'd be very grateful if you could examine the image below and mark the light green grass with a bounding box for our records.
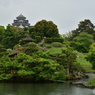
[76,59,91,66]
[74,51,95,72]
[75,51,91,66]
[82,66,95,72]
[86,79,95,86]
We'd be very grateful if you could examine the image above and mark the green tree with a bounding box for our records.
[60,48,77,75]
[70,19,95,40]
[50,47,81,75]
[85,43,95,69]
[0,44,7,57]
[0,52,61,82]
[3,24,15,49]
[24,42,39,55]
[3,25,29,49]
[61,31,72,41]
[0,26,5,44]
[11,26,29,43]
[29,26,35,38]
[35,36,41,43]
[71,32,94,53]
[30,20,59,38]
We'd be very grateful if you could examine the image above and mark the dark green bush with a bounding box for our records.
[45,38,52,43]
[46,45,52,48]
[55,71,66,80]
[32,39,37,43]
[26,42,37,47]
[52,42,63,47]
[39,43,45,47]
[35,36,41,43]
[45,37,63,43]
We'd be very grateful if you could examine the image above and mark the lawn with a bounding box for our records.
[86,79,95,86]
[74,51,91,65]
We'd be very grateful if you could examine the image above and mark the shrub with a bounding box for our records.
[55,71,66,80]
[35,36,41,43]
[26,42,37,47]
[32,39,37,43]
[52,42,63,47]
[46,45,52,48]
[45,37,64,43]
[45,38,52,43]
[39,43,45,47]
[24,42,39,55]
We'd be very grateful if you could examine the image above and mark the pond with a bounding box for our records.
[0,73,94,95]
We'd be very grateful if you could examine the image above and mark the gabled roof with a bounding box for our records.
[16,14,26,20]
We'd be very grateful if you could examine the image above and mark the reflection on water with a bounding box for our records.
[0,73,94,95]
[0,83,94,95]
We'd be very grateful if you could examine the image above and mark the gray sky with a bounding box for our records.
[0,0,95,34]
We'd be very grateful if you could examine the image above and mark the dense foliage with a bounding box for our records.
[29,20,59,38]
[70,19,95,40]
[71,32,94,53]
[50,47,84,75]
[3,24,29,49]
[0,19,94,82]
[85,43,95,69]
[45,37,63,43]
[0,51,61,82]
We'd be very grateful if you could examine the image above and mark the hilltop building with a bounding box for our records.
[12,14,30,28]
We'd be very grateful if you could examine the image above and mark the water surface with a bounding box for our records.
[0,73,94,95]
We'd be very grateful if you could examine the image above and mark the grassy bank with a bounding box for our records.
[74,51,95,72]
[86,79,95,86]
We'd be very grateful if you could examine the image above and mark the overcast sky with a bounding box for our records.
[0,0,95,34]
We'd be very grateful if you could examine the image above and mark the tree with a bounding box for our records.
[70,19,95,40]
[0,44,7,57]
[24,42,39,55]
[3,24,15,49]
[50,47,79,75]
[60,48,77,75]
[11,26,29,44]
[3,25,29,49]
[61,31,72,41]
[85,43,95,69]
[0,26,5,44]
[29,20,59,38]
[15,52,61,81]
[35,36,41,43]
[0,51,61,82]
[71,32,94,53]
[29,26,37,39]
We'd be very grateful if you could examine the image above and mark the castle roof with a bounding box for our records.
[16,14,26,20]
[12,14,30,28]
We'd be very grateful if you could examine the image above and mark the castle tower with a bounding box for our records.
[12,14,30,28]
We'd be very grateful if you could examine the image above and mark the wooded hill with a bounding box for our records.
[0,19,95,82]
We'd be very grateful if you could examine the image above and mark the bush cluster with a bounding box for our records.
[51,42,63,47]
[45,38,63,43]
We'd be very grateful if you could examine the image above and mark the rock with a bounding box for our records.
[82,75,89,79]
[70,82,83,85]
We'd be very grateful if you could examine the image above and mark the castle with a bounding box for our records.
[12,14,30,28]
